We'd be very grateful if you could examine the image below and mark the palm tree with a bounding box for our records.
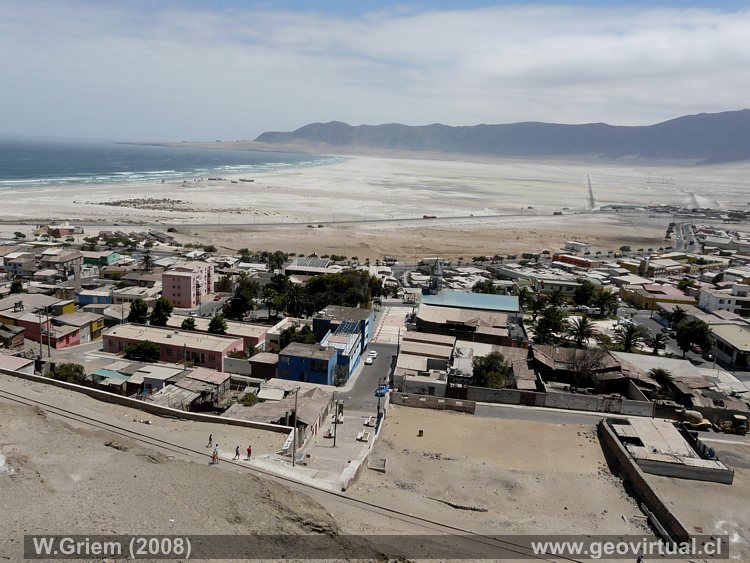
[649,332,668,355]
[670,306,687,328]
[593,291,618,317]
[546,289,566,308]
[566,316,597,348]
[649,368,673,389]
[528,295,548,321]
[283,283,307,318]
[141,252,154,272]
[516,286,531,308]
[613,323,647,353]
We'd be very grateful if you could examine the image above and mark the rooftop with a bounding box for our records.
[319,305,372,322]
[105,324,243,352]
[279,342,337,361]
[0,353,34,371]
[711,324,750,351]
[417,303,508,328]
[421,290,519,313]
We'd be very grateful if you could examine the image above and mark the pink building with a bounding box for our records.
[162,262,214,309]
[103,324,243,372]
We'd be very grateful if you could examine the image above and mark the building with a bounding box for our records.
[283,256,335,276]
[551,254,602,269]
[320,322,363,380]
[313,305,375,353]
[110,285,161,306]
[54,311,105,343]
[421,290,520,314]
[710,324,750,370]
[564,240,592,254]
[0,353,35,375]
[277,342,338,385]
[81,250,121,267]
[162,262,214,308]
[39,249,83,274]
[45,222,83,238]
[167,314,271,353]
[698,285,750,318]
[0,324,25,350]
[4,252,37,278]
[620,283,696,310]
[77,289,112,306]
[248,352,279,379]
[415,303,514,344]
[103,324,244,371]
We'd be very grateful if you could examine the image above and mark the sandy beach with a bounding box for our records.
[2,153,747,259]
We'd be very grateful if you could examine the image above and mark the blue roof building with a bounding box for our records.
[421,291,519,314]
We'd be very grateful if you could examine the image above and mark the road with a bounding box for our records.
[340,341,397,413]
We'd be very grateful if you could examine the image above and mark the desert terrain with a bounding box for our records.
[2,153,749,259]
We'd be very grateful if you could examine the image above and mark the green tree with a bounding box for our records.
[283,283,308,317]
[9,278,24,294]
[141,252,154,271]
[546,289,566,308]
[472,278,502,294]
[203,244,217,253]
[181,316,196,330]
[669,306,687,329]
[613,323,647,353]
[127,298,149,324]
[649,332,668,355]
[566,316,597,348]
[49,363,86,384]
[675,320,714,358]
[279,325,317,349]
[528,294,548,321]
[649,367,673,388]
[13,231,26,239]
[149,297,173,327]
[677,278,695,292]
[215,275,233,293]
[208,313,228,334]
[593,291,618,317]
[124,340,161,362]
[573,280,596,306]
[224,272,260,320]
[472,352,510,389]
[533,306,567,345]
[238,248,252,262]
[619,245,631,253]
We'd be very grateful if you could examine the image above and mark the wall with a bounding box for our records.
[224,356,253,376]
[0,367,291,434]
[598,419,691,543]
[390,392,475,414]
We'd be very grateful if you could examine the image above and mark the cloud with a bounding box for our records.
[1,2,748,140]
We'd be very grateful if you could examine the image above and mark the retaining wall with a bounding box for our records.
[390,392,476,414]
[339,394,391,491]
[598,418,691,543]
[0,367,291,434]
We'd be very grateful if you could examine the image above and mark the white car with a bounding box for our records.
[367,350,378,359]
[365,356,374,365]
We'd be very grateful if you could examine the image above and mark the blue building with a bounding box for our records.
[76,289,112,306]
[278,342,338,386]
[313,305,375,355]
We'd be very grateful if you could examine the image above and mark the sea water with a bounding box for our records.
[0,138,335,188]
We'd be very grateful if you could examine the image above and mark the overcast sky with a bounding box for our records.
[1,0,748,141]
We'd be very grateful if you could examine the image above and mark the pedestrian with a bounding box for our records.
[234,446,240,460]
[246,445,252,460]
[207,433,213,448]
[211,450,218,465]
[636,556,644,563]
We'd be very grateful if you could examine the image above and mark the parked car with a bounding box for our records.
[692,344,703,354]
[365,356,374,365]
[375,384,390,397]
[367,350,378,359]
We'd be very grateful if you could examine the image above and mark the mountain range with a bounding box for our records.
[255,110,750,163]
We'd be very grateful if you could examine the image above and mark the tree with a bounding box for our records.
[570,348,607,390]
[613,323,647,353]
[208,313,228,334]
[546,289,566,308]
[215,275,233,293]
[149,297,173,327]
[49,363,86,384]
[593,291,618,317]
[278,325,317,349]
[675,320,714,358]
[677,278,695,292]
[203,244,217,253]
[472,352,510,389]
[224,272,260,320]
[649,332,668,355]
[124,340,161,362]
[516,286,531,308]
[619,245,631,253]
[13,231,26,239]
[238,248,252,262]
[181,316,196,331]
[9,278,24,294]
[127,298,149,324]
[566,316,597,348]
[283,283,308,317]
[528,294,548,321]
[533,306,567,345]
[573,280,596,306]
[141,252,154,272]
[669,306,687,329]
[472,278,502,294]
[649,367,673,388]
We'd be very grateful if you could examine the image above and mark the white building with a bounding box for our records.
[698,284,750,318]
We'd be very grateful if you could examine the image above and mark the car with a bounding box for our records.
[367,350,378,359]
[365,357,374,365]
[375,384,390,397]
[574,305,590,312]
[692,344,703,354]
[213,295,222,301]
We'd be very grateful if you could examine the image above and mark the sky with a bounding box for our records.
[1,0,749,141]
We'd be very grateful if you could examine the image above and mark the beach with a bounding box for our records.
[2,153,747,259]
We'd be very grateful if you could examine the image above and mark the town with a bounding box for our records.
[1,216,749,557]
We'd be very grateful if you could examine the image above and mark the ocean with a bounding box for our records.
[0,138,333,187]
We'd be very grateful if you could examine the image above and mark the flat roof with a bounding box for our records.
[168,315,269,340]
[55,311,103,327]
[711,324,750,351]
[319,305,372,322]
[421,291,519,313]
[400,340,453,359]
[279,342,337,361]
[105,324,243,352]
[417,303,508,328]
[185,367,230,386]
[0,353,34,371]
[250,352,280,365]
[402,331,456,346]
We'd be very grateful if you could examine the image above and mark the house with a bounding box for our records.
[162,262,214,308]
[710,324,750,370]
[81,250,121,267]
[248,352,279,379]
[283,256,336,276]
[277,342,338,385]
[416,303,514,345]
[4,252,37,278]
[312,305,375,354]
[54,311,105,342]
[698,285,750,318]
[39,249,83,274]
[0,353,35,375]
[552,254,602,269]
[77,289,111,306]
[103,324,244,372]
[320,323,362,380]
[46,222,83,238]
[0,324,25,350]
[133,364,186,395]
[110,285,161,306]
[167,314,270,353]
[620,283,696,310]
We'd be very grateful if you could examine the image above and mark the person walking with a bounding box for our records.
[246,445,252,460]
[207,433,213,448]
[233,446,240,460]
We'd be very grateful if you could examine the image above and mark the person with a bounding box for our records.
[246,445,252,460]
[233,446,240,460]
[211,450,218,464]
[207,433,213,448]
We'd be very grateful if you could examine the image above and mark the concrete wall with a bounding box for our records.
[390,392,475,414]
[224,356,253,376]
[598,419,691,543]
[0,367,291,434]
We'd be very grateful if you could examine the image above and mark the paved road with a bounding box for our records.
[340,342,396,413]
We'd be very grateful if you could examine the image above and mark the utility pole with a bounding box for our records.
[291,387,299,467]
[45,307,51,358]
[36,310,43,358]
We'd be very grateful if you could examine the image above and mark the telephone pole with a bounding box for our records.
[291,387,299,467]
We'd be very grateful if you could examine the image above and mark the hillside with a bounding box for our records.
[255,110,750,163]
